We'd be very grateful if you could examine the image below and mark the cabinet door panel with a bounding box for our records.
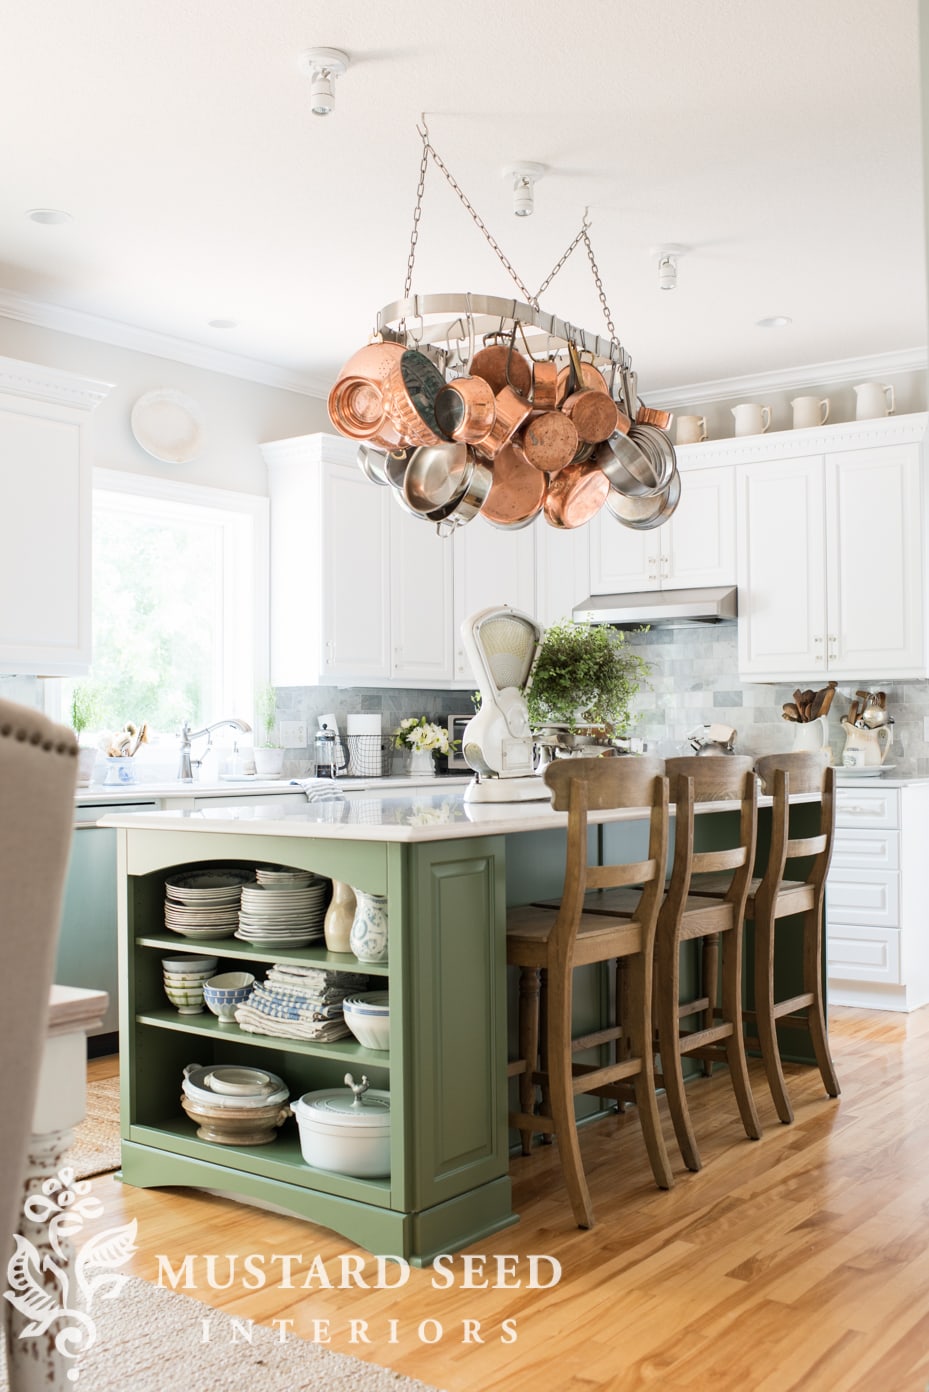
[453,524,535,679]
[666,465,736,586]
[322,466,391,679]
[737,455,826,678]
[827,444,923,675]
[391,510,453,680]
[535,522,591,628]
[589,509,657,593]
[0,407,89,674]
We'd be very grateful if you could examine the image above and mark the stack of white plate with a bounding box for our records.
[235,867,330,948]
[164,868,253,939]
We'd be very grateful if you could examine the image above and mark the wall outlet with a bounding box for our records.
[280,721,308,748]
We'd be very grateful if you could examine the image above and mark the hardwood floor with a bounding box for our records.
[83,1007,929,1390]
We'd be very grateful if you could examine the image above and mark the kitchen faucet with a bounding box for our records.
[177,718,252,782]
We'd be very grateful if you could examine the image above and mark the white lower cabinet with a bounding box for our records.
[827,782,929,1011]
[263,433,453,686]
[0,357,111,676]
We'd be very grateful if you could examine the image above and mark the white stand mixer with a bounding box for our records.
[459,605,549,803]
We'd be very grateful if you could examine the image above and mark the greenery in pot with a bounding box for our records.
[524,619,651,734]
[256,685,279,748]
[70,683,102,743]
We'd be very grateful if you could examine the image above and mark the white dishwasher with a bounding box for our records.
[826,780,929,1012]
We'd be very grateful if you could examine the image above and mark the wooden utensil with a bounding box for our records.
[819,682,837,717]
[782,703,801,721]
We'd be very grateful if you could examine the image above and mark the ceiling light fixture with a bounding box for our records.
[503,162,546,218]
[26,208,72,225]
[653,243,689,291]
[300,47,349,117]
[756,315,792,329]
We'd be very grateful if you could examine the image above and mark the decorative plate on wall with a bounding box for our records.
[130,388,204,463]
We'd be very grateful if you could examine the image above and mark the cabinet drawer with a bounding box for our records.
[835,786,899,830]
[827,924,901,984]
[825,868,899,927]
[830,828,899,871]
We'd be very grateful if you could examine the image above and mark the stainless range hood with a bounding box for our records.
[573,585,738,628]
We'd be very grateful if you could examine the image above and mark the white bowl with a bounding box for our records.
[161,956,218,974]
[204,1066,273,1096]
[343,1000,390,1051]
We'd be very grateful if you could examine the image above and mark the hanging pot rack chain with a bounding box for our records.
[385,123,633,372]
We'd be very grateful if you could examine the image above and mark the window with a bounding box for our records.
[65,470,268,743]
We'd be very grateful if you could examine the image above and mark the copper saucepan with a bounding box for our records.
[329,377,389,440]
[515,410,579,474]
[543,462,610,529]
[531,359,559,410]
[470,333,532,397]
[480,443,546,529]
[473,384,532,460]
[636,405,674,430]
[434,375,496,444]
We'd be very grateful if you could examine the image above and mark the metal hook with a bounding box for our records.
[416,113,430,143]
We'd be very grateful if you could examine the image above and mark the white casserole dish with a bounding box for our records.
[291,1074,390,1177]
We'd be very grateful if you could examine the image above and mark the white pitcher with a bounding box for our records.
[731,402,771,436]
[854,382,895,419]
[791,395,829,429]
[676,413,707,445]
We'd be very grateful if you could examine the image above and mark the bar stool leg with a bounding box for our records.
[803,907,841,1100]
[701,933,719,1076]
[517,966,541,1153]
[625,952,674,1190]
[547,968,594,1229]
[753,906,794,1124]
[721,926,762,1141]
[656,919,703,1172]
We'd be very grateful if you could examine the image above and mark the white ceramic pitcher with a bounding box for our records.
[791,395,830,429]
[732,402,771,436]
[854,382,895,420]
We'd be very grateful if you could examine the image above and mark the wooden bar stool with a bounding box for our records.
[744,752,840,1122]
[506,754,673,1229]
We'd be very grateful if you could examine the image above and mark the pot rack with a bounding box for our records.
[372,121,634,378]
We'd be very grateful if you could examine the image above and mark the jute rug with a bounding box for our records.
[64,1074,122,1179]
[1,1276,446,1391]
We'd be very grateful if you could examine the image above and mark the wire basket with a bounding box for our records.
[345,734,392,778]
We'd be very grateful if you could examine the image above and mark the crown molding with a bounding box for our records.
[0,288,332,398]
[675,410,927,470]
[0,353,112,410]
[640,346,928,408]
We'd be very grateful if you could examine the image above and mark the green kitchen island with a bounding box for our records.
[104,783,815,1264]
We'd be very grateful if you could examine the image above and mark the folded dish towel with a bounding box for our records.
[289,778,346,802]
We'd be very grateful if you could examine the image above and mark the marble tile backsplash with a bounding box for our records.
[618,625,929,774]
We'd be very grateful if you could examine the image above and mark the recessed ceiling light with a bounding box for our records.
[26,208,72,225]
[756,315,792,329]
[208,319,238,330]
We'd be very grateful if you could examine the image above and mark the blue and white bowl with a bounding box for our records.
[343,992,389,1051]
[202,971,255,1024]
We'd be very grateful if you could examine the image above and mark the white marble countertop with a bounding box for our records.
[76,774,471,806]
[99,782,792,844]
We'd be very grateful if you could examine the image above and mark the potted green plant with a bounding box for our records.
[70,683,101,786]
[253,686,284,777]
[524,619,651,741]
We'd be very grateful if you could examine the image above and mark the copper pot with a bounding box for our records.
[337,339,405,385]
[531,359,558,409]
[328,377,388,440]
[382,349,448,448]
[473,384,532,460]
[543,462,610,529]
[515,410,579,474]
[562,388,621,444]
[481,444,547,528]
[434,375,496,444]
[555,359,610,405]
[636,405,674,430]
[470,339,532,397]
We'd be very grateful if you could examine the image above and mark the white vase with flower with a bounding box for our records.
[393,716,452,778]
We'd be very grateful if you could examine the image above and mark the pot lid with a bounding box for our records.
[295,1073,390,1126]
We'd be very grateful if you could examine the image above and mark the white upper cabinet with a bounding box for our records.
[0,357,111,677]
[264,433,453,686]
[735,415,927,682]
[452,521,535,681]
[534,522,591,630]
[589,460,736,594]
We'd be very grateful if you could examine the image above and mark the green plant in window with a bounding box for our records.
[70,683,102,741]
[256,685,279,748]
[524,620,651,734]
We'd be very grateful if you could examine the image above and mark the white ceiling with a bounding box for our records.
[0,0,925,399]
